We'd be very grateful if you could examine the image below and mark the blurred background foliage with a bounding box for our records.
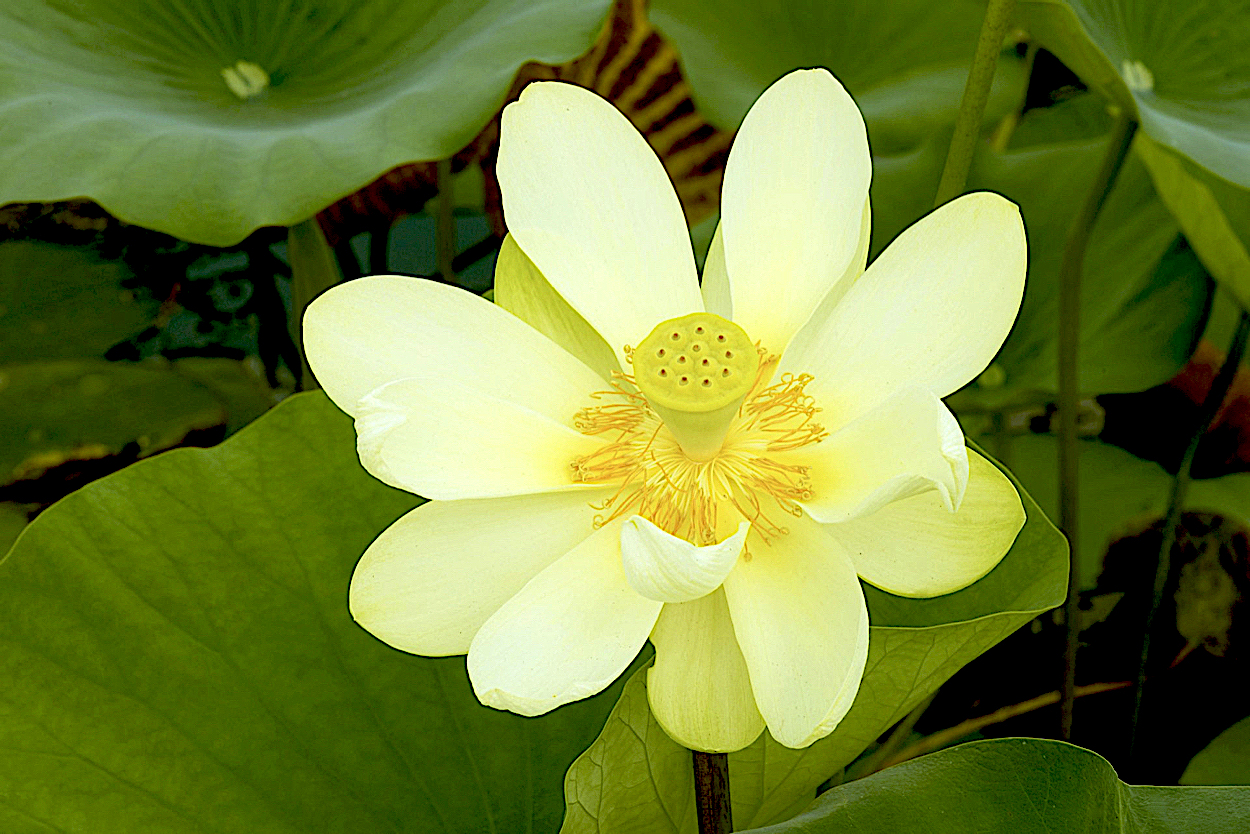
[2,0,1250,828]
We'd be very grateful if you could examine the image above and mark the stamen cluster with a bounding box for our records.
[571,355,827,547]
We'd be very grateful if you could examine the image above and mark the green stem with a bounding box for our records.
[1129,309,1250,756]
[287,217,345,390]
[1056,114,1137,740]
[933,0,1018,207]
[436,157,456,284]
[693,751,732,834]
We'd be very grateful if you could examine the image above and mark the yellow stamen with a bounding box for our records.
[571,358,827,548]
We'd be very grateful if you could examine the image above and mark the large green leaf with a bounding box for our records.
[959,115,1213,403]
[0,392,635,832]
[650,0,1027,147]
[0,0,611,245]
[746,738,1250,833]
[560,451,1067,834]
[1182,716,1250,786]
[1135,134,1250,309]
[1016,0,1250,190]
[0,240,155,362]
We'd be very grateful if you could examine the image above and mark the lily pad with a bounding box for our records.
[0,0,612,245]
[0,392,637,831]
[0,358,226,486]
[560,450,1067,834]
[749,738,1250,833]
[0,240,155,362]
[1016,0,1250,190]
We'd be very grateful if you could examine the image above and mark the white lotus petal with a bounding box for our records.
[723,518,869,748]
[355,376,603,500]
[781,191,1026,426]
[620,516,749,603]
[648,588,765,752]
[721,69,871,355]
[493,234,619,382]
[793,386,968,523]
[349,489,612,655]
[304,274,601,424]
[499,81,703,367]
[469,522,662,716]
[826,451,1024,597]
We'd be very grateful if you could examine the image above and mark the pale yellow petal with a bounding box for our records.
[825,451,1024,597]
[498,81,703,367]
[721,69,871,355]
[700,220,732,318]
[303,274,602,423]
[648,588,765,753]
[792,387,968,524]
[620,517,748,603]
[354,376,604,500]
[493,234,619,381]
[468,522,663,716]
[349,489,613,655]
[722,518,869,748]
[780,191,1026,425]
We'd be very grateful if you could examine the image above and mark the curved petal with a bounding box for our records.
[349,489,613,655]
[304,274,602,424]
[700,220,732,319]
[825,451,1025,597]
[355,376,604,500]
[468,522,663,716]
[721,69,871,355]
[791,387,968,524]
[493,234,620,382]
[620,517,749,603]
[498,81,703,368]
[723,518,869,748]
[781,191,1026,425]
[648,588,765,753]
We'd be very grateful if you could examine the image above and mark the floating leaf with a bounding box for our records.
[0,392,636,831]
[0,358,225,486]
[560,450,1067,834]
[751,738,1250,833]
[0,240,155,362]
[0,0,613,245]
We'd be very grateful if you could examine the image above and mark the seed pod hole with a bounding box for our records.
[657,348,666,357]
[701,378,712,387]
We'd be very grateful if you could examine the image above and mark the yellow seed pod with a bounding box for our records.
[633,313,758,461]
[634,313,757,412]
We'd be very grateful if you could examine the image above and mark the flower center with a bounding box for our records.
[571,314,827,547]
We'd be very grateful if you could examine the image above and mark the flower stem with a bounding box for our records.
[1129,308,1250,757]
[693,750,732,834]
[1056,113,1137,740]
[933,0,1018,207]
[287,217,344,389]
